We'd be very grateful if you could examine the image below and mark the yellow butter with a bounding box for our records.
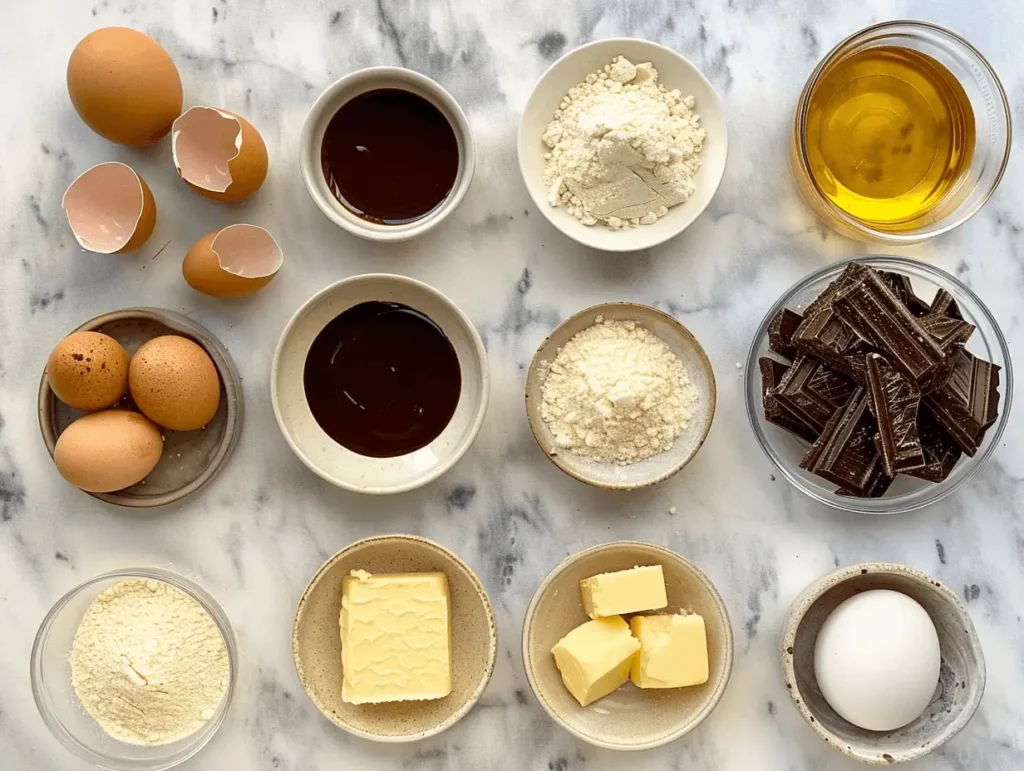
[579,565,668,619]
[339,570,452,704]
[629,613,709,689]
[551,616,640,707]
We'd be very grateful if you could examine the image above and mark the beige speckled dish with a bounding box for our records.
[782,563,986,765]
[525,302,716,490]
[293,535,497,742]
[38,308,242,508]
[522,541,733,750]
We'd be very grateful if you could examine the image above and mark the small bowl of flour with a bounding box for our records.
[525,302,716,490]
[518,38,727,252]
[31,568,236,770]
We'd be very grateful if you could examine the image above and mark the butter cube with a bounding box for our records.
[580,565,668,619]
[551,616,640,706]
[340,570,452,704]
[629,613,709,689]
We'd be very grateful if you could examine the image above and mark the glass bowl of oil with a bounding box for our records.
[791,21,1010,244]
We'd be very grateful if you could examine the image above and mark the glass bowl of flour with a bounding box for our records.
[31,567,237,770]
[518,38,728,252]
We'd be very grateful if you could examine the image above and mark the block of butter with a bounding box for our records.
[580,565,668,619]
[340,569,452,704]
[551,616,640,706]
[629,613,709,689]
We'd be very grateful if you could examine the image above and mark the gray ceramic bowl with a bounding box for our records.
[782,563,985,765]
[38,308,242,508]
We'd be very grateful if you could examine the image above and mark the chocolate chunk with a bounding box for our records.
[759,357,818,442]
[833,269,945,385]
[866,354,926,475]
[799,387,890,496]
[905,410,963,483]
[792,308,872,385]
[923,350,1001,456]
[836,473,893,498]
[768,308,803,361]
[773,355,854,432]
[918,313,975,392]
[878,271,931,316]
[802,262,870,319]
[930,288,963,320]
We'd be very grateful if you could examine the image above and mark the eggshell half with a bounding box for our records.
[67,27,183,146]
[129,335,221,431]
[47,331,129,410]
[172,107,268,202]
[54,410,163,492]
[63,162,157,254]
[183,224,283,297]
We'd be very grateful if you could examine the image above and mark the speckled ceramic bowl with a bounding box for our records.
[782,563,985,765]
[522,541,733,750]
[292,535,497,742]
[525,302,716,490]
[38,308,242,508]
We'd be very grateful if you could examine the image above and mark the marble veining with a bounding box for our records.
[1,1,1022,769]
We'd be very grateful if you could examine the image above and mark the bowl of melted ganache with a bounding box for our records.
[272,274,489,494]
[300,67,476,242]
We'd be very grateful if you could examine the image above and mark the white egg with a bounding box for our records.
[814,589,940,731]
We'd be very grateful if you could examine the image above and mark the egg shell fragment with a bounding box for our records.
[129,335,221,431]
[67,27,183,146]
[172,107,268,202]
[54,410,163,492]
[63,162,157,254]
[47,331,129,411]
[183,224,283,297]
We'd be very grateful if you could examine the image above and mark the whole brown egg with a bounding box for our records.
[129,336,221,431]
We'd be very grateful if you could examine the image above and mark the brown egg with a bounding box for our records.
[47,331,129,410]
[172,107,268,202]
[67,27,183,146]
[129,336,221,430]
[55,410,163,492]
[183,224,283,297]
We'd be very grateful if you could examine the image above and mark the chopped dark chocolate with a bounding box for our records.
[802,262,870,319]
[836,473,894,498]
[768,308,803,361]
[878,270,931,316]
[799,387,891,496]
[905,410,963,483]
[923,349,1000,456]
[833,269,946,385]
[918,313,975,392]
[773,355,854,432]
[930,288,963,320]
[759,357,819,442]
[866,354,926,476]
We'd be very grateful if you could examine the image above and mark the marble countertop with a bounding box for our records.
[1,1,1021,769]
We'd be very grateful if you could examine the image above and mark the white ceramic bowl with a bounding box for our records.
[272,274,489,494]
[518,38,727,252]
[300,67,475,242]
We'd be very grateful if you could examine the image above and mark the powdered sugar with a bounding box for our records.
[542,57,706,230]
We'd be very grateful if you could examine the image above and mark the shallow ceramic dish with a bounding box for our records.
[293,535,497,742]
[525,302,716,490]
[31,567,237,771]
[38,308,242,508]
[272,274,489,494]
[522,541,733,750]
[300,66,475,242]
[745,256,1012,514]
[782,563,985,765]
[518,38,727,252]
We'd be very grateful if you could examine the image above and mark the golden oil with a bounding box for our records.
[804,46,975,230]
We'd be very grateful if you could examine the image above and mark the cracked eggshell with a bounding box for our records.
[63,162,157,254]
[183,224,283,298]
[67,27,183,146]
[172,107,268,202]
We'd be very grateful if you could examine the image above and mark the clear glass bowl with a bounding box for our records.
[790,21,1011,244]
[31,568,237,771]
[745,256,1012,514]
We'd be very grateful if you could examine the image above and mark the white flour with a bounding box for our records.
[542,57,706,230]
[69,578,230,746]
[539,316,698,464]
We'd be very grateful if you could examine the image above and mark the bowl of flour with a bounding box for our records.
[518,38,727,252]
[525,302,716,490]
